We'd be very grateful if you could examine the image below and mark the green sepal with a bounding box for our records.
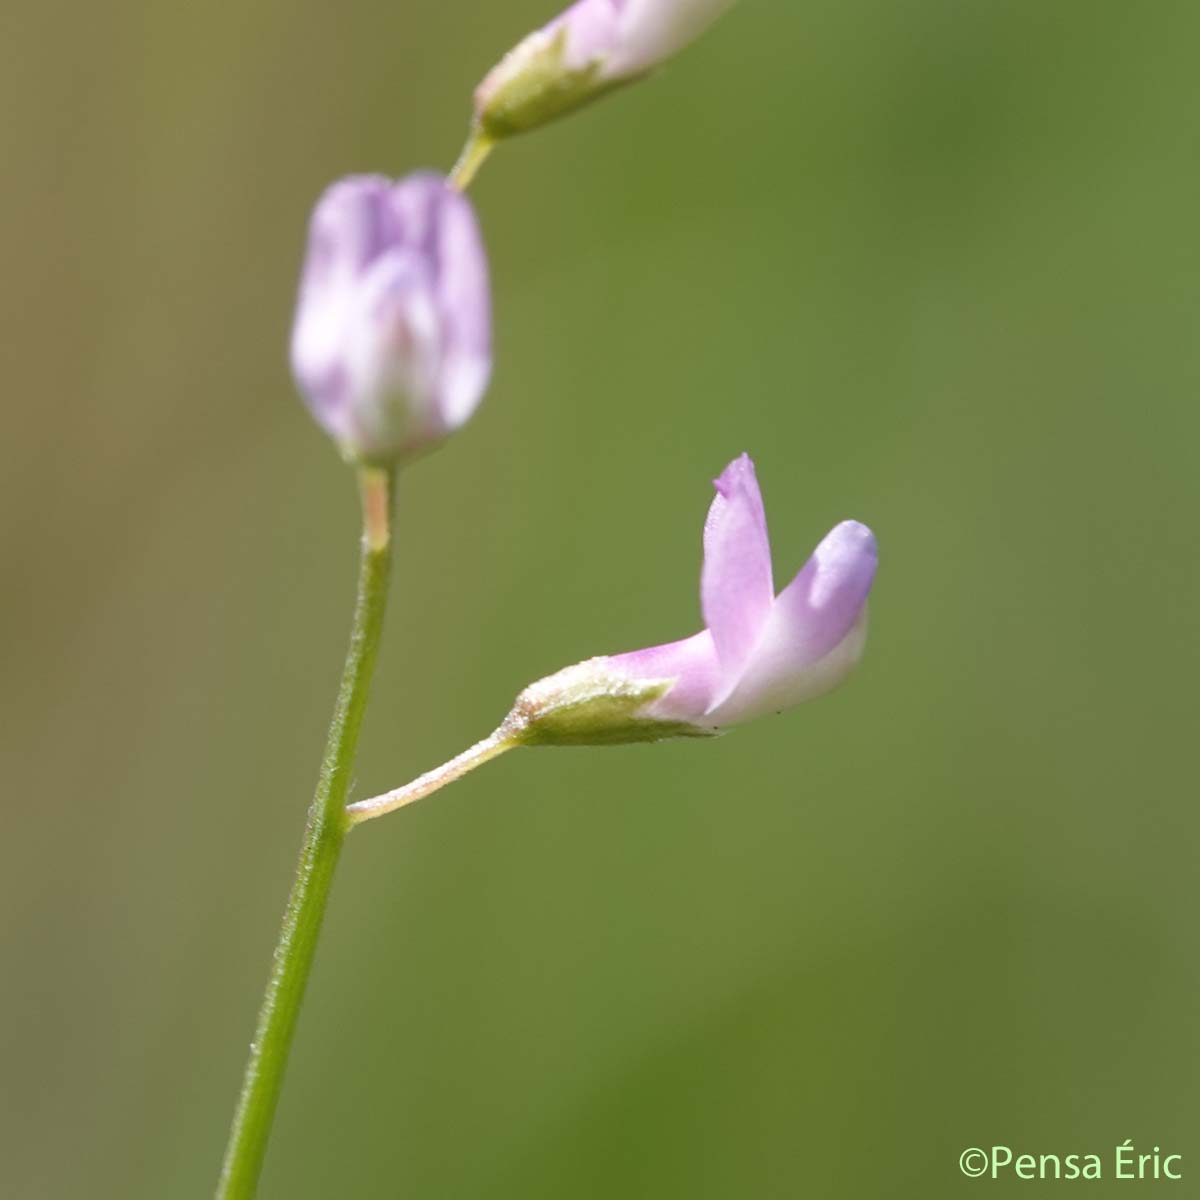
[479,30,641,139]
[508,659,718,747]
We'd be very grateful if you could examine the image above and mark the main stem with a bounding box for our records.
[216,467,394,1200]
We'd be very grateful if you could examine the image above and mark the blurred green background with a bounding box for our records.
[4,0,1199,1195]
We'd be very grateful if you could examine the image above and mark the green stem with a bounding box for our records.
[449,124,495,191]
[216,467,394,1200]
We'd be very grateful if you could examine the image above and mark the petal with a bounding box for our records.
[612,0,736,75]
[701,453,774,687]
[385,175,491,432]
[384,172,446,257]
[609,630,722,726]
[290,177,394,439]
[707,521,877,726]
[306,175,394,282]
[430,186,492,430]
[342,250,442,453]
[555,0,626,70]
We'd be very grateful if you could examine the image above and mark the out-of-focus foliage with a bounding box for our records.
[2,1,1197,1196]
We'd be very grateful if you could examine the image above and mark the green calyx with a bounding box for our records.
[507,659,718,747]
[478,30,638,139]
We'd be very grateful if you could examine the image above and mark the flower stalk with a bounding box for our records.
[347,724,518,825]
[449,128,495,191]
[216,467,395,1200]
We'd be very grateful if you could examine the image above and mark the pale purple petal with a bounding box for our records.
[290,177,393,444]
[342,250,441,451]
[708,521,877,725]
[428,182,492,430]
[612,0,736,75]
[551,0,626,70]
[773,520,877,664]
[700,453,774,686]
[609,629,721,725]
[380,174,492,433]
[306,176,394,278]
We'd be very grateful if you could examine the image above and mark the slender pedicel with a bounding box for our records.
[449,128,495,191]
[347,725,519,825]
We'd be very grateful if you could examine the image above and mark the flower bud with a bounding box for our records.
[474,0,736,139]
[290,173,491,464]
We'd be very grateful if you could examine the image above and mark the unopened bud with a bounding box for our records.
[474,0,736,139]
[290,173,491,464]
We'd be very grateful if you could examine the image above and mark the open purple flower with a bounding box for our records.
[290,173,491,464]
[515,454,878,744]
[474,0,737,138]
[346,454,878,824]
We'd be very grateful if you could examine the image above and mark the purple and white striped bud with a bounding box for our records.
[512,455,878,745]
[474,0,737,139]
[290,173,491,464]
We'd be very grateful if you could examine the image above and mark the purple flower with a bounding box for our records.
[290,173,491,463]
[474,0,737,138]
[515,455,877,744]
